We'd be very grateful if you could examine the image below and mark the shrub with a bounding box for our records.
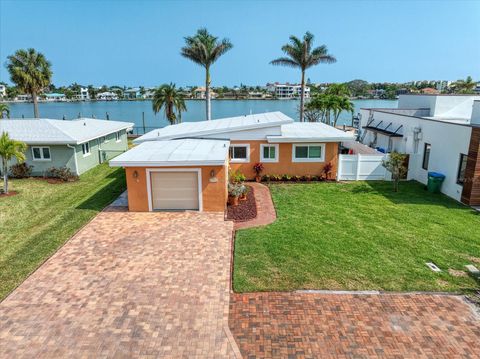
[230,169,246,183]
[311,175,319,181]
[322,162,333,180]
[253,162,264,176]
[282,174,291,181]
[291,175,300,182]
[262,174,271,182]
[10,163,33,178]
[228,182,244,197]
[46,167,78,182]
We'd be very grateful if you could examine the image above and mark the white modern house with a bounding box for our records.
[96,91,119,101]
[266,83,310,99]
[0,84,6,98]
[359,94,480,205]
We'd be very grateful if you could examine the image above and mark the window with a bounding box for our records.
[457,154,468,185]
[82,142,91,156]
[292,144,325,162]
[229,144,250,163]
[115,131,121,142]
[422,143,431,170]
[260,144,279,162]
[31,146,51,161]
[101,136,109,143]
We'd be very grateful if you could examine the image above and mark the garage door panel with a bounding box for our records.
[150,171,200,210]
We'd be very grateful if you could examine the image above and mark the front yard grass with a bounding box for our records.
[0,164,126,300]
[233,181,480,293]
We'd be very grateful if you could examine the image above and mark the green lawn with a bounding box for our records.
[233,181,480,293]
[0,164,126,300]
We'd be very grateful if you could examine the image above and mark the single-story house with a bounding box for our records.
[110,112,354,212]
[0,118,133,176]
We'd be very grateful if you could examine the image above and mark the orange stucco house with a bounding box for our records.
[110,112,354,212]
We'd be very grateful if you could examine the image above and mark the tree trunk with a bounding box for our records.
[205,66,211,121]
[2,162,8,194]
[299,70,305,122]
[32,90,39,118]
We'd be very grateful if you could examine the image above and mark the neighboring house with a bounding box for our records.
[359,94,480,205]
[193,87,217,99]
[110,112,354,212]
[44,93,67,102]
[266,83,310,99]
[0,84,6,98]
[74,87,90,101]
[15,94,32,102]
[124,88,141,99]
[96,91,118,101]
[0,118,133,176]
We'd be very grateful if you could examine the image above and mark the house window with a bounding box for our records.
[457,154,468,185]
[229,144,250,163]
[82,142,91,156]
[292,144,325,162]
[260,144,279,162]
[422,143,431,170]
[31,146,51,161]
[115,131,121,142]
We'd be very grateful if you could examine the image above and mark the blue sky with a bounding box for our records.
[1,0,479,87]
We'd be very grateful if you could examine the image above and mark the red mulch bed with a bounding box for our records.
[226,185,257,222]
[0,191,18,198]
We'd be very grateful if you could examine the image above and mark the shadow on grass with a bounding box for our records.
[349,180,475,211]
[76,169,126,210]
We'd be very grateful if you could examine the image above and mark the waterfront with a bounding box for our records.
[6,99,398,132]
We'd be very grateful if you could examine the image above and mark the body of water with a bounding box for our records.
[6,99,398,132]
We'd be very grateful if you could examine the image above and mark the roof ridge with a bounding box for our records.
[44,119,77,143]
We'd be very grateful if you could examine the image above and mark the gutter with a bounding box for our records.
[66,144,79,175]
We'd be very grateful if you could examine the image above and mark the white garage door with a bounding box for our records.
[150,171,200,211]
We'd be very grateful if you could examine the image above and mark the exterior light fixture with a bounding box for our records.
[209,169,218,183]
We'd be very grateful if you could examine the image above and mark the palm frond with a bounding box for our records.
[270,57,300,68]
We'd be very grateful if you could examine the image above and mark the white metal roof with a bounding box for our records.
[109,139,230,167]
[267,122,355,143]
[134,111,294,143]
[0,118,134,145]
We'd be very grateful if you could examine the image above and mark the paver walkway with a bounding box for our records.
[229,292,480,358]
[0,211,241,358]
[234,182,276,230]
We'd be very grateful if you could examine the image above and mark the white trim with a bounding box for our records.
[260,143,279,163]
[66,144,79,175]
[292,143,326,162]
[110,160,226,167]
[31,146,52,161]
[115,131,121,143]
[146,168,203,212]
[229,143,250,163]
[267,136,352,143]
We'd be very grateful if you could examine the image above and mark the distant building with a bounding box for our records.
[44,93,67,102]
[266,83,310,99]
[421,87,439,95]
[193,87,217,99]
[0,84,6,98]
[15,94,32,102]
[96,91,118,101]
[124,88,141,99]
[248,92,265,99]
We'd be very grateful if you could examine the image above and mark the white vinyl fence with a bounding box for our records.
[337,154,391,181]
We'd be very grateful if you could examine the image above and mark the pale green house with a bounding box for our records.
[0,118,134,176]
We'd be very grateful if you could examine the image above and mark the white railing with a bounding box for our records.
[337,153,391,181]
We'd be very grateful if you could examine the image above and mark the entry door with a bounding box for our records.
[150,171,199,211]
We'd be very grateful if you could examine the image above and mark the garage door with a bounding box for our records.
[150,171,200,211]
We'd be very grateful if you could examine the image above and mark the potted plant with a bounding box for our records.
[228,183,243,206]
[239,184,249,201]
[253,162,264,182]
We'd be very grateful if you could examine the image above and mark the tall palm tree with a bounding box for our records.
[0,132,27,194]
[152,83,187,125]
[271,32,336,122]
[181,28,233,121]
[0,103,10,119]
[331,96,354,127]
[6,48,52,118]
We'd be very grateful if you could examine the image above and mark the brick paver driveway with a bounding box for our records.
[0,211,240,358]
[230,292,480,358]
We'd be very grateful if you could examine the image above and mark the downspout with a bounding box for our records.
[67,144,79,176]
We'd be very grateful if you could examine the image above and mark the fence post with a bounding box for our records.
[142,112,146,134]
[337,155,342,181]
[356,154,361,180]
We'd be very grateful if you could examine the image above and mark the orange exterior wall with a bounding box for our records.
[124,165,227,212]
[229,140,339,179]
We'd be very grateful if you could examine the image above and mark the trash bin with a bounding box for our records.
[427,172,445,193]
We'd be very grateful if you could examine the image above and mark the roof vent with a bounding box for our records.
[83,122,86,126]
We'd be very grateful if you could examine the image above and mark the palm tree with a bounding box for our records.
[6,48,52,118]
[181,28,233,121]
[452,76,476,94]
[331,96,354,127]
[271,32,336,122]
[0,132,27,194]
[325,83,350,97]
[152,83,187,125]
[0,103,10,119]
